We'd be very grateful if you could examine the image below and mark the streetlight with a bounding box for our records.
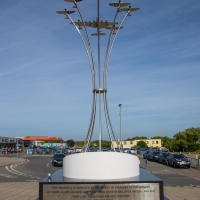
[119,104,122,152]
[16,138,19,158]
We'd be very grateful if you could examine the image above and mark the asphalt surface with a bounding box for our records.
[0,152,200,199]
[139,155,200,187]
[0,153,61,182]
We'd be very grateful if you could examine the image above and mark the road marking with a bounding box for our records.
[47,163,50,167]
[5,165,40,179]
[10,165,41,179]
[0,173,17,178]
[5,166,21,176]
[26,180,39,182]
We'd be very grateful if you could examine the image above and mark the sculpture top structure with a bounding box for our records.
[57,0,139,152]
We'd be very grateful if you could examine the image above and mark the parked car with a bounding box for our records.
[130,148,137,154]
[158,152,170,164]
[68,148,75,154]
[41,148,51,154]
[139,148,147,155]
[147,151,160,161]
[166,153,190,168]
[136,147,140,154]
[52,153,65,166]
[158,147,169,153]
[75,148,82,153]
[89,148,98,152]
[123,148,130,153]
[143,150,151,159]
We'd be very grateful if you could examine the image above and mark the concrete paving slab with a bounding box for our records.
[0,157,26,167]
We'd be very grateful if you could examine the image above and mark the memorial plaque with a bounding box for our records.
[42,183,160,200]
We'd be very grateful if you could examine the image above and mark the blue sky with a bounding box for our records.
[0,0,200,141]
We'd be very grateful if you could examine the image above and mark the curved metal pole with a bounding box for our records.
[104,11,130,89]
[97,0,102,152]
[103,92,116,151]
[70,1,97,152]
[67,14,96,89]
[103,5,121,89]
[83,92,97,152]
[104,92,118,142]
[73,0,96,89]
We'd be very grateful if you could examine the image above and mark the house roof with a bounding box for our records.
[23,137,62,141]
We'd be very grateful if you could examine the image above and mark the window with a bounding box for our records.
[124,141,126,145]
[156,141,158,144]
[130,141,133,144]
[116,142,120,145]
[152,141,154,144]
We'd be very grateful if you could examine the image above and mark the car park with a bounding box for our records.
[68,148,75,154]
[147,151,160,161]
[129,148,137,154]
[158,152,170,164]
[166,153,190,168]
[158,147,169,153]
[143,150,151,159]
[123,148,130,153]
[89,147,98,152]
[75,148,82,153]
[136,147,140,154]
[52,153,65,166]
[139,148,147,155]
[57,148,68,154]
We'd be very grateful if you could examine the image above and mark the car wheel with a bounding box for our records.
[173,162,176,168]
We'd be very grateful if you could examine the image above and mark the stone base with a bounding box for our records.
[39,168,167,200]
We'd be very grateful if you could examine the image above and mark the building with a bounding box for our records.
[0,136,23,148]
[112,139,162,149]
[23,136,64,148]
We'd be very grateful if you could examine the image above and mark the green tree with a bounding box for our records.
[136,141,148,148]
[152,136,174,151]
[66,139,75,147]
[75,141,84,147]
[132,136,148,140]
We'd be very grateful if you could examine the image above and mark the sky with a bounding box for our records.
[0,0,200,141]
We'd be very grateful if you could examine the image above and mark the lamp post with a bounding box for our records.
[57,0,139,152]
[17,138,18,158]
[119,104,122,152]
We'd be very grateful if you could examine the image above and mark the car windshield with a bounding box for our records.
[173,154,185,158]
[54,154,65,158]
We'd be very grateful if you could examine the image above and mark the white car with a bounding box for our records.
[130,148,137,154]
[75,148,82,153]
[68,148,75,154]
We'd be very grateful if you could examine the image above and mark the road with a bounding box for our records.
[0,153,61,182]
[0,153,200,187]
[139,157,200,187]
[0,153,200,200]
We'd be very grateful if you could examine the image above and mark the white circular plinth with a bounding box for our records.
[63,152,140,180]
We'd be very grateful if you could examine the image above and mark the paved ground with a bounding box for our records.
[0,154,200,200]
[0,156,26,167]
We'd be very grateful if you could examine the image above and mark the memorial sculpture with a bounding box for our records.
[39,1,165,199]
[57,0,140,180]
